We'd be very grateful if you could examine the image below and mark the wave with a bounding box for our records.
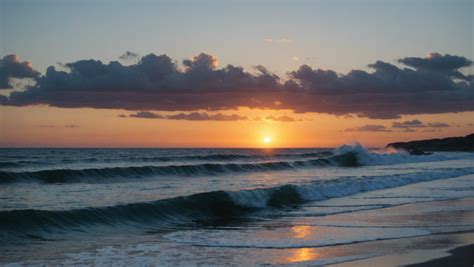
[0,162,22,169]
[59,151,335,164]
[1,167,473,239]
[2,144,472,184]
[334,143,474,166]
[0,152,358,184]
[0,160,52,169]
[1,151,333,166]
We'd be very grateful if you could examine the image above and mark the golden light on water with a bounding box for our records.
[286,225,320,263]
[287,248,320,263]
[292,225,312,239]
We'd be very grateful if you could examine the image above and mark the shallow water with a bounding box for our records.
[1,145,474,265]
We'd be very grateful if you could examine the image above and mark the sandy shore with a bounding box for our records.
[331,196,474,266]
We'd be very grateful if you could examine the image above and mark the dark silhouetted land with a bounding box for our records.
[388,133,474,153]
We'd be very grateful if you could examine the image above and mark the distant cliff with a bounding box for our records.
[387,133,474,153]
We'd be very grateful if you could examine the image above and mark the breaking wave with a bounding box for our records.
[1,167,473,240]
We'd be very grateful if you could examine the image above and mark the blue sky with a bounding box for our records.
[2,0,472,75]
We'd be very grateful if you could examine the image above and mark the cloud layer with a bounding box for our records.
[345,124,392,132]
[122,111,303,122]
[125,111,248,121]
[345,119,452,132]
[1,52,472,119]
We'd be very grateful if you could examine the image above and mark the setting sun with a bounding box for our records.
[263,136,272,144]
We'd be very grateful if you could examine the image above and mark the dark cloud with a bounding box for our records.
[264,115,302,122]
[398,53,472,81]
[427,122,450,128]
[392,119,426,128]
[166,112,248,121]
[1,52,473,119]
[286,54,473,118]
[119,51,140,61]
[345,124,391,132]
[0,54,40,89]
[125,111,248,121]
[392,119,452,131]
[118,114,127,118]
[64,125,80,128]
[129,111,165,119]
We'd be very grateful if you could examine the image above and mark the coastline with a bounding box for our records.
[406,243,474,267]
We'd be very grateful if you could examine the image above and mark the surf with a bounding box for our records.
[1,166,473,242]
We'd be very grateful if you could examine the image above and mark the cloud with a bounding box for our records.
[392,119,452,131]
[0,54,40,89]
[125,111,248,121]
[287,55,473,118]
[119,51,140,61]
[264,115,301,122]
[392,119,426,128]
[129,111,165,119]
[427,122,450,128]
[345,124,391,132]
[166,112,248,121]
[183,53,219,70]
[1,52,473,119]
[118,114,127,118]
[291,56,299,62]
[64,125,80,128]
[398,53,472,81]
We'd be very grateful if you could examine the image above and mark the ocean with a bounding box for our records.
[1,145,474,265]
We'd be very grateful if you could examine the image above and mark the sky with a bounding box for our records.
[0,0,473,147]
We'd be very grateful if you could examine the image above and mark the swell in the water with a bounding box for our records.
[1,144,472,184]
[0,151,333,169]
[1,167,473,241]
[125,151,333,162]
[0,152,358,184]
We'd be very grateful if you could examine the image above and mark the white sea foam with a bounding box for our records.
[334,142,474,166]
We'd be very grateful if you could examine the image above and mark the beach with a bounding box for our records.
[0,146,473,265]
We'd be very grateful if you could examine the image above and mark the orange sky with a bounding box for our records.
[1,106,473,148]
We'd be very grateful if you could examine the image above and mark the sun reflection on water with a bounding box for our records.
[292,225,312,239]
[286,225,321,263]
[287,248,320,263]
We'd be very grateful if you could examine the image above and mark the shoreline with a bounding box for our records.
[405,243,474,267]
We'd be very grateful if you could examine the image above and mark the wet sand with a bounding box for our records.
[331,196,474,266]
[406,244,474,267]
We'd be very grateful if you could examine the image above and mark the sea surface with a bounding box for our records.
[1,145,474,265]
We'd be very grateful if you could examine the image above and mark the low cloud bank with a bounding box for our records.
[1,52,472,119]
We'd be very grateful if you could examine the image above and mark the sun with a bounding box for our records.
[263,136,272,144]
